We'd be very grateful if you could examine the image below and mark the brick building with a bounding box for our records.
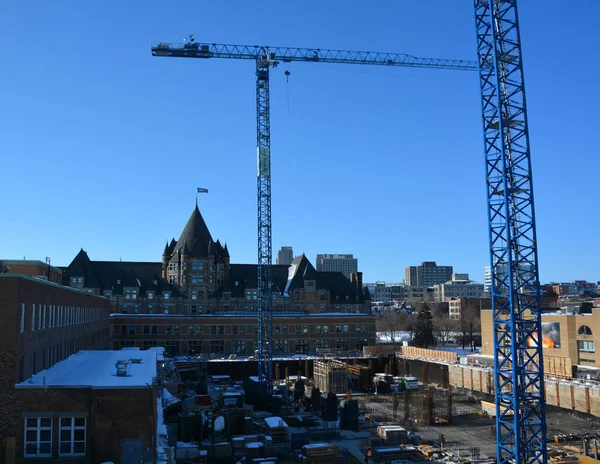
[112,313,374,356]
[14,350,158,463]
[0,259,63,284]
[61,204,375,355]
[0,275,111,460]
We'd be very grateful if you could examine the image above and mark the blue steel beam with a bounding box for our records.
[474,1,546,463]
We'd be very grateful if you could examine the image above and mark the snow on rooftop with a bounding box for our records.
[17,350,157,389]
[265,416,288,428]
[148,347,165,354]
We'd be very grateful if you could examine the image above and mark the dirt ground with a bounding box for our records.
[356,389,600,460]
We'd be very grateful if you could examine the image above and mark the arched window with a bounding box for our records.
[578,325,593,336]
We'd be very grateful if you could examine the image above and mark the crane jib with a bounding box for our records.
[151,42,477,71]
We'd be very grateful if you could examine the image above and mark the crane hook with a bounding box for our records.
[284,70,290,82]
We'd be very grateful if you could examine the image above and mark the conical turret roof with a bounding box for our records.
[170,205,214,261]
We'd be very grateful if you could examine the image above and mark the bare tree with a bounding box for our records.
[433,314,458,347]
[396,311,415,342]
[376,311,401,343]
[459,302,482,351]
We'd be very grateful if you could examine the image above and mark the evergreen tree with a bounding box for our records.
[413,302,435,348]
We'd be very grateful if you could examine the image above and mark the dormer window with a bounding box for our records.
[117,279,121,285]
[163,292,170,300]
[147,292,154,300]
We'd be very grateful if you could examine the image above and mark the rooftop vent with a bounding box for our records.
[115,360,129,377]
[129,358,142,364]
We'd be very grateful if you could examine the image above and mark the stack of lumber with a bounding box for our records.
[264,416,289,448]
[301,443,339,464]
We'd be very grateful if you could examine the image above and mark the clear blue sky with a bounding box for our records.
[1,1,598,284]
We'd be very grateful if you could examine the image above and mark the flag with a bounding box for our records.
[197,188,208,193]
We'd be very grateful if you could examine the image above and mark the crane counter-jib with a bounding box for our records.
[151,41,478,71]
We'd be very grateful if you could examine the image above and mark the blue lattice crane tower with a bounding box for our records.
[152,2,547,459]
[475,1,546,462]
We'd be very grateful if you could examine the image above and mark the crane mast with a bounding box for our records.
[475,1,546,462]
[152,1,547,459]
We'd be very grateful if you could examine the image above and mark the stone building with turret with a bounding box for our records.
[61,203,374,356]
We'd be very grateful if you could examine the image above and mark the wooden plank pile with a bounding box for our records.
[264,416,289,453]
[301,443,339,464]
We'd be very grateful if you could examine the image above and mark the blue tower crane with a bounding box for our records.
[152,1,546,459]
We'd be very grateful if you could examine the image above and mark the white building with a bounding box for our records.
[484,266,491,292]
[434,274,485,302]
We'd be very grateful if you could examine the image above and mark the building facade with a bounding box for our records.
[481,308,600,372]
[15,350,158,463]
[316,254,358,278]
[433,274,486,303]
[276,246,294,265]
[112,313,374,356]
[60,205,374,355]
[0,275,111,459]
[405,261,453,287]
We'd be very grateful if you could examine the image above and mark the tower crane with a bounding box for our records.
[152,1,546,461]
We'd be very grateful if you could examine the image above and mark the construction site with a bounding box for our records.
[158,346,600,463]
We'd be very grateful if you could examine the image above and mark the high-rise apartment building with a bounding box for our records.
[276,246,294,265]
[484,265,492,292]
[405,261,453,287]
[316,254,358,278]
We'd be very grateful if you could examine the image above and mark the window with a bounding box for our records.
[143,340,158,350]
[128,325,136,335]
[191,291,197,300]
[232,325,238,335]
[165,325,172,335]
[295,339,309,354]
[147,292,154,300]
[59,417,86,456]
[218,325,224,335]
[166,341,180,356]
[42,305,46,329]
[174,325,180,335]
[275,340,288,353]
[578,340,595,353]
[24,417,52,457]
[336,339,349,351]
[20,304,25,333]
[233,340,246,354]
[163,293,170,300]
[578,325,593,336]
[239,325,246,335]
[210,340,225,354]
[152,325,158,335]
[143,325,150,335]
[356,338,369,350]
[356,324,362,333]
[295,324,302,334]
[188,340,202,355]
[316,339,329,350]
[210,325,217,335]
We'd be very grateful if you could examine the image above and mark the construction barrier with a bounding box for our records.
[397,346,458,363]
